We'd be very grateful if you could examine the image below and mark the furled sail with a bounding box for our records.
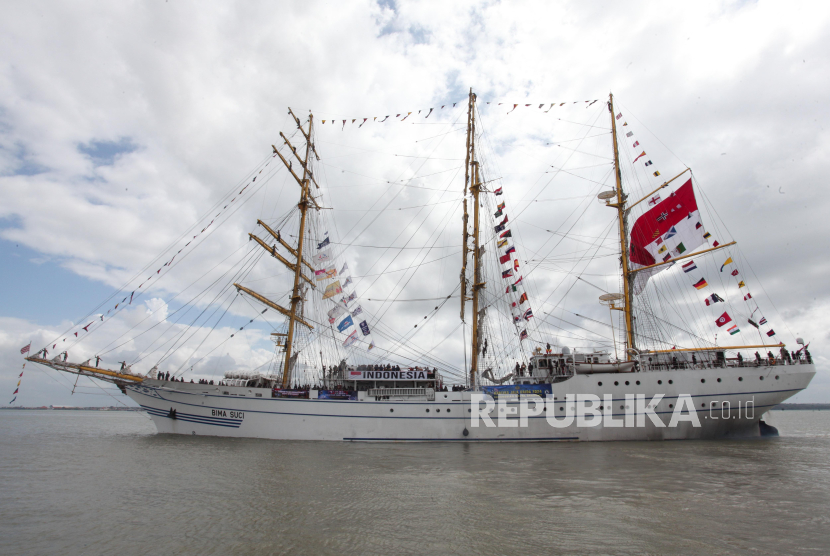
[629,179,705,294]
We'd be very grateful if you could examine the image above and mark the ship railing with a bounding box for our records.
[368,388,435,400]
[640,357,808,372]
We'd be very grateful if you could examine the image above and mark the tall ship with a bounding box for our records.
[25,91,815,441]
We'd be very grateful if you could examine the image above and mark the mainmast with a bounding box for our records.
[460,89,473,323]
[608,93,636,358]
[460,90,483,387]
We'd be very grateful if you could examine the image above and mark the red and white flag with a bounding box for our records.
[647,194,661,206]
[629,180,705,295]
[20,343,31,355]
[744,293,752,301]
[715,312,733,327]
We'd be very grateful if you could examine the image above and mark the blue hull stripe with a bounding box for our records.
[343,436,581,442]
[141,405,242,428]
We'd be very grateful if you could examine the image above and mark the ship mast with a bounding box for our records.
[460,90,483,387]
[281,111,317,388]
[239,109,320,388]
[608,93,636,358]
[460,89,473,323]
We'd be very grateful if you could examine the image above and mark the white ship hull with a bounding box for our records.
[125,362,815,442]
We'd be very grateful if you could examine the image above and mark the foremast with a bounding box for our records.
[237,109,320,388]
[279,110,318,388]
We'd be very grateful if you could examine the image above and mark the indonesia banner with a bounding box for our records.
[629,179,706,294]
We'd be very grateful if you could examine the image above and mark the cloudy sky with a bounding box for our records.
[2,0,829,406]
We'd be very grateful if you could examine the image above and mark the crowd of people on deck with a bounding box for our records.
[154,371,214,385]
[514,361,534,377]
[658,346,812,370]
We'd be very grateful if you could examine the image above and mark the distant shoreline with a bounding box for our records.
[1,403,828,411]
[0,406,140,411]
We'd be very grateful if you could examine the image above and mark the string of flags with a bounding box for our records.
[319,99,601,130]
[682,254,776,339]
[319,237,375,351]
[621,105,779,341]
[616,111,662,178]
[12,344,29,404]
[39,154,280,353]
[490,187,533,344]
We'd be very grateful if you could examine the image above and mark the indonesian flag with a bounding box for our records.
[629,179,706,294]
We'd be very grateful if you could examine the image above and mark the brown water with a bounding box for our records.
[1,409,829,555]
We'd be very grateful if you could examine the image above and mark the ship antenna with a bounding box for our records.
[608,93,636,359]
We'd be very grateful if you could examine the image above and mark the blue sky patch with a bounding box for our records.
[78,137,138,167]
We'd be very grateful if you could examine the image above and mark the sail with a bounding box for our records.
[629,179,705,294]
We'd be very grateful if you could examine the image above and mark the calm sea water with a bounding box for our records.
[1,410,829,555]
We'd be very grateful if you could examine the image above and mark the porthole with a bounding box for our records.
[426,409,430,413]
[543,406,547,412]
[625,381,630,386]
[390,408,394,413]
[620,405,624,410]
[711,401,716,406]
[760,376,764,381]
[598,381,603,386]
[739,377,743,381]
[447,409,451,413]
[701,379,706,383]
[599,406,604,410]
[436,409,441,413]
[668,380,673,385]
[775,375,780,380]
[614,381,619,386]
[669,404,674,409]
[717,378,721,383]
[636,380,640,385]
[468,409,471,413]
[658,380,662,385]
[559,407,564,411]
[701,403,706,408]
